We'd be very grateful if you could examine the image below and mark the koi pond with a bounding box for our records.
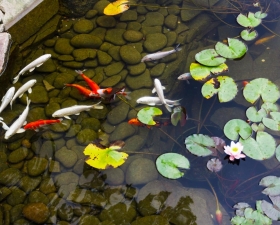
[0,0,280,224]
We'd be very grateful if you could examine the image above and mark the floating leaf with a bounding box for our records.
[189,63,228,81]
[171,106,187,126]
[137,107,162,125]
[276,145,280,163]
[261,199,280,221]
[224,119,252,140]
[262,112,280,131]
[237,12,262,28]
[185,134,215,156]
[240,131,276,160]
[233,202,251,217]
[104,0,130,15]
[195,49,226,66]
[215,38,247,59]
[156,153,190,179]
[240,29,258,41]
[212,137,226,152]
[201,76,238,102]
[246,106,267,122]
[84,144,128,169]
[260,176,280,196]
[207,158,223,172]
[251,123,265,132]
[243,78,280,104]
[244,207,272,224]
[255,11,267,19]
[261,102,278,113]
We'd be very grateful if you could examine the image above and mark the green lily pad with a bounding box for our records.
[185,134,215,156]
[215,38,247,59]
[275,145,280,163]
[260,176,280,196]
[224,119,252,140]
[239,131,276,160]
[237,12,262,28]
[201,76,238,102]
[156,153,190,179]
[243,78,280,104]
[246,106,267,122]
[189,63,228,81]
[261,102,279,113]
[251,123,265,132]
[262,112,280,131]
[255,11,267,19]
[241,29,258,41]
[137,107,162,125]
[195,49,226,66]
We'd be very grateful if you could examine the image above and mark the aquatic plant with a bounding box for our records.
[137,106,162,126]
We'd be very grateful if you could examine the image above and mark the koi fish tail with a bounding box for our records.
[92,101,103,109]
[13,74,20,84]
[75,70,83,75]
[172,99,182,106]
[0,118,9,130]
[165,104,173,112]
[175,44,182,52]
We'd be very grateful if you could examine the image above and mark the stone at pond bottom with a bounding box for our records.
[125,158,158,185]
[27,158,48,177]
[54,38,74,55]
[131,215,169,225]
[0,168,22,186]
[143,33,167,52]
[102,168,124,185]
[73,19,94,34]
[107,102,129,125]
[120,45,141,65]
[78,214,100,225]
[22,203,50,224]
[76,128,97,145]
[55,147,78,168]
[109,122,136,142]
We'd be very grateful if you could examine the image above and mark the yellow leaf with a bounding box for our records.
[83,143,128,169]
[104,0,130,15]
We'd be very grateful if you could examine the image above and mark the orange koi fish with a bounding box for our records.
[96,87,130,100]
[24,118,63,131]
[128,118,146,127]
[254,35,276,45]
[75,70,100,94]
[65,84,97,97]
[242,81,249,87]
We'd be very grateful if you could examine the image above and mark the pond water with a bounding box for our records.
[0,0,280,224]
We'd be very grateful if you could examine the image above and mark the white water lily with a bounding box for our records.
[224,141,246,161]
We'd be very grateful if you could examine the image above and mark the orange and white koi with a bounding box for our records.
[254,35,276,45]
[65,83,96,97]
[75,70,100,94]
[96,87,130,100]
[128,118,169,128]
[24,118,63,131]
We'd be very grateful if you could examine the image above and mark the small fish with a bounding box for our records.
[141,45,182,62]
[0,87,15,113]
[254,35,276,45]
[52,102,103,119]
[24,118,63,131]
[128,118,146,127]
[136,96,181,106]
[115,87,131,100]
[1,98,31,139]
[13,54,51,84]
[65,83,96,97]
[242,81,249,87]
[75,70,100,94]
[10,79,37,108]
[152,78,172,112]
[96,87,130,100]
[177,72,192,84]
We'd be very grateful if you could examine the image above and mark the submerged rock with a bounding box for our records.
[22,202,50,224]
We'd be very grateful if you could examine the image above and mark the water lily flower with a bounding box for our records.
[207,158,223,172]
[224,141,246,161]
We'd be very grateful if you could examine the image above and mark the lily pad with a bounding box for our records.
[156,153,190,179]
[241,29,258,41]
[171,106,187,126]
[260,176,280,196]
[189,63,228,81]
[243,78,280,104]
[201,76,238,102]
[261,102,279,113]
[239,131,276,160]
[255,11,268,19]
[262,112,280,131]
[137,107,162,125]
[185,134,215,156]
[261,198,280,221]
[224,119,252,140]
[215,38,247,59]
[251,123,265,132]
[276,145,280,163]
[195,49,226,66]
[246,106,267,122]
[84,144,128,169]
[237,12,262,28]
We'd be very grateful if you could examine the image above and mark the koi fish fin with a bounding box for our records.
[175,44,182,52]
[10,100,13,109]
[36,63,43,67]
[124,94,131,100]
[16,128,26,133]
[92,101,103,109]
[147,103,156,106]
[185,80,190,84]
[26,97,31,106]
[13,75,19,84]
[35,129,40,132]
[64,116,71,120]
[165,104,173,112]
[28,88,33,94]
[29,67,36,72]
[172,99,182,106]
[0,120,9,130]
[19,93,24,98]
[23,121,27,125]
[75,70,83,74]
[162,86,166,90]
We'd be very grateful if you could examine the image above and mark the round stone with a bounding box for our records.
[54,38,74,55]
[73,19,94,33]
[70,34,102,48]
[143,33,167,52]
[22,203,50,224]
[55,148,78,168]
[96,16,116,28]
[120,45,141,65]
[123,30,143,42]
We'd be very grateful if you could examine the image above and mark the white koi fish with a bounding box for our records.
[1,98,31,139]
[136,96,181,106]
[177,72,192,84]
[10,79,36,108]
[152,78,172,112]
[0,87,15,113]
[13,54,51,84]
[52,102,103,119]
[141,45,182,62]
